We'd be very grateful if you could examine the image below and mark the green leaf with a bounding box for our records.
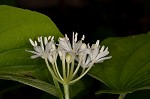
[0,5,63,97]
[89,33,150,94]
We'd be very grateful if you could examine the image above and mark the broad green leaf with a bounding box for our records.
[0,5,63,97]
[89,33,150,94]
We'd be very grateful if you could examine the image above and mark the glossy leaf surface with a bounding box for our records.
[0,5,63,97]
[89,33,150,94]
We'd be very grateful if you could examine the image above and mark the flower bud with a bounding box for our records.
[66,53,72,64]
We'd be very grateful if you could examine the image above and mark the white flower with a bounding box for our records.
[58,32,87,58]
[80,40,112,68]
[26,36,56,60]
[90,40,112,63]
[80,54,91,67]
[26,32,112,85]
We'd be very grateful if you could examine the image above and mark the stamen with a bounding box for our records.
[75,33,78,42]
[38,37,41,42]
[48,36,51,40]
[29,39,35,46]
[34,41,37,46]
[100,45,105,52]
[81,35,85,40]
[65,34,69,40]
[39,37,44,52]
[96,40,100,47]
[51,36,54,41]
[44,37,48,45]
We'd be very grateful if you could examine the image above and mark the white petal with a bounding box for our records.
[80,55,87,67]
[91,47,99,60]
[74,41,82,52]
[96,56,112,63]
[95,50,109,61]
[46,41,53,50]
[85,55,91,66]
[58,38,72,51]
[52,51,58,58]
[51,44,56,52]
[58,50,63,60]
[25,49,39,55]
[34,46,42,53]
[81,48,91,54]
[31,55,40,59]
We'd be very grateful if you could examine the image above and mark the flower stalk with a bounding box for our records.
[45,58,64,99]
[118,94,126,99]
[26,32,111,99]
[63,84,69,99]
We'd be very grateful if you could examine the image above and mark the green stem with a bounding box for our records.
[45,58,64,99]
[81,67,85,74]
[52,63,59,78]
[118,94,126,99]
[63,84,69,99]
[62,54,66,79]
[54,60,63,81]
[71,58,81,79]
[53,77,64,99]
[67,63,70,78]
[45,58,62,83]
[69,59,74,77]
[69,63,93,84]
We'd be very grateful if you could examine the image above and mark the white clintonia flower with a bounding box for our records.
[58,32,87,58]
[90,40,112,63]
[26,32,112,85]
[26,36,56,60]
[80,40,112,68]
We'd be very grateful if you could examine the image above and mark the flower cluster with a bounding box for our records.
[26,32,111,84]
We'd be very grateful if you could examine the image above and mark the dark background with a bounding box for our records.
[13,0,150,42]
[0,0,150,99]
